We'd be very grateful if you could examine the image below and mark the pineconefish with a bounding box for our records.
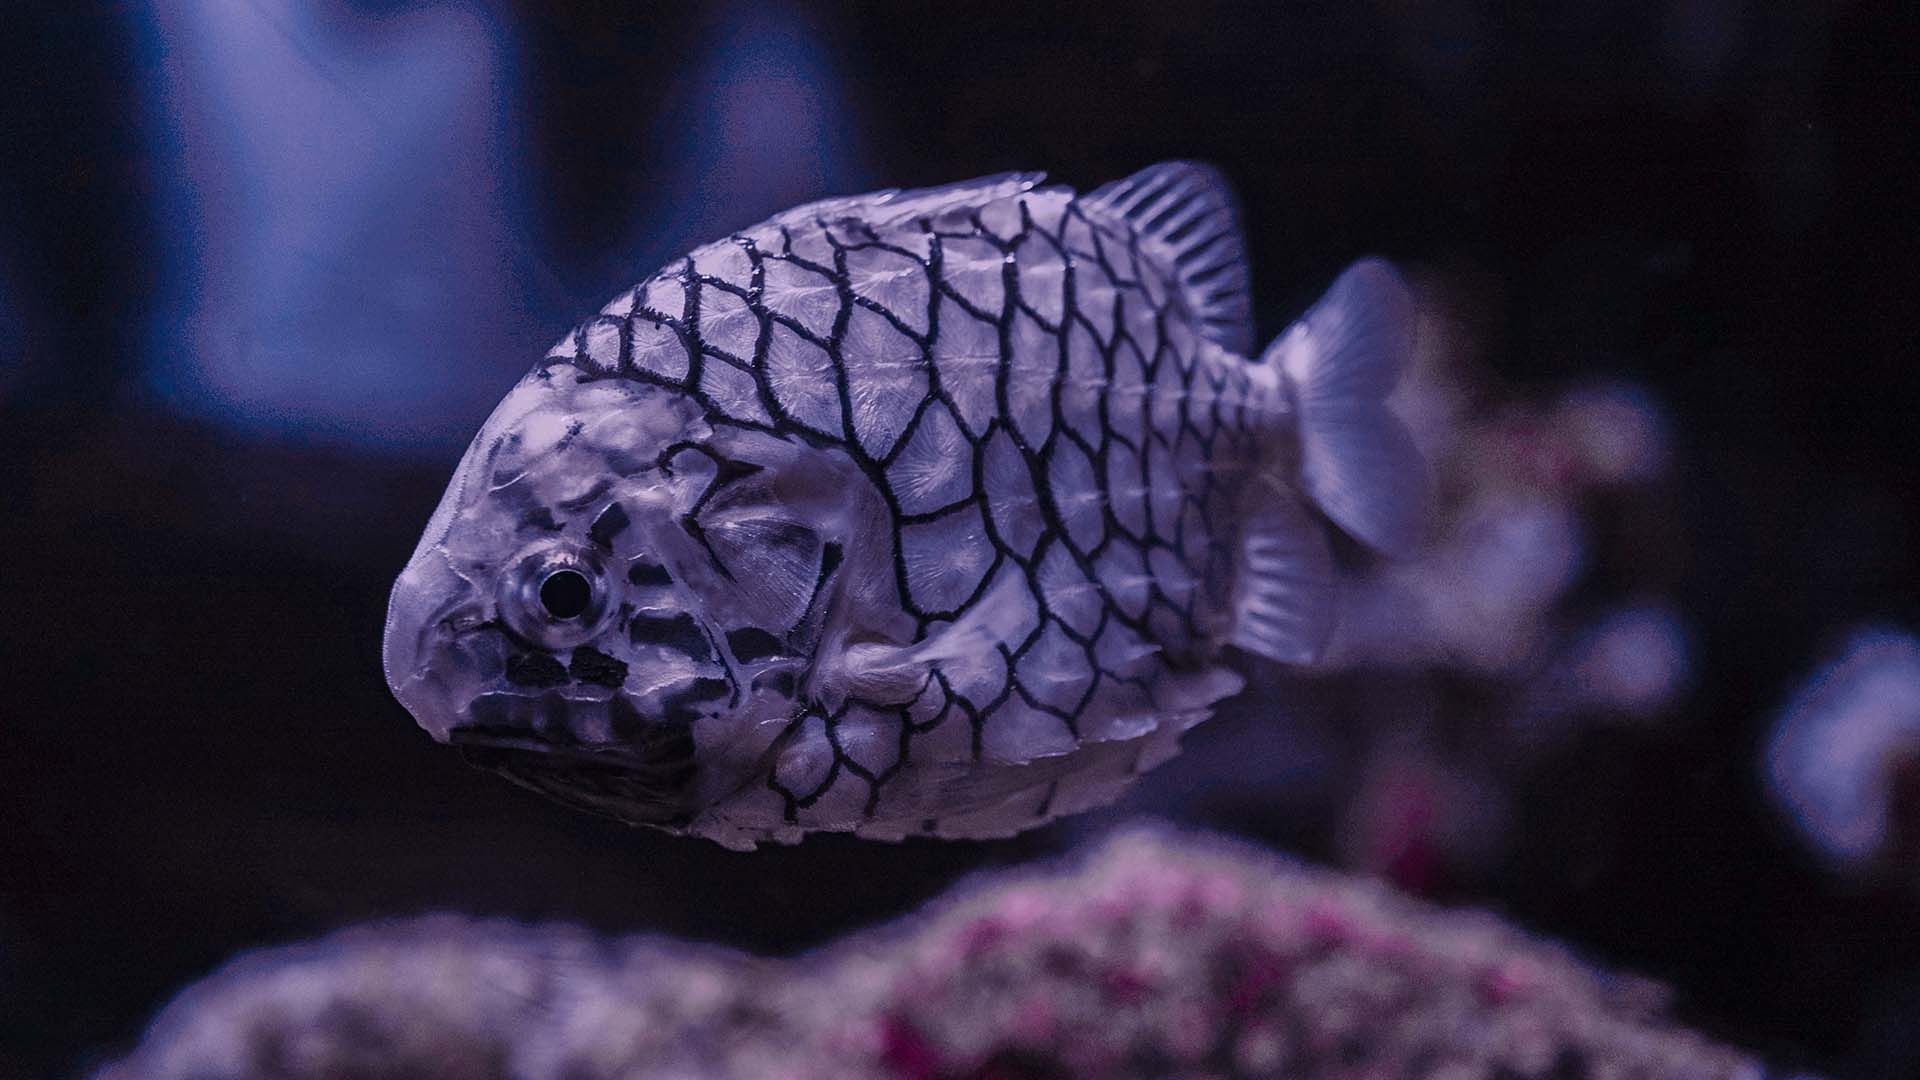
[383,163,1427,848]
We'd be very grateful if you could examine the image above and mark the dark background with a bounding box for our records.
[2,2,1916,1077]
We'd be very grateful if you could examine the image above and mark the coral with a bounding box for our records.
[93,919,595,1080]
[102,828,1766,1080]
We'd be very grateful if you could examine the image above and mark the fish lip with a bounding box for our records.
[447,724,633,764]
[451,719,701,829]
[384,549,493,741]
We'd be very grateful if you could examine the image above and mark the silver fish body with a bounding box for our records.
[384,164,1425,848]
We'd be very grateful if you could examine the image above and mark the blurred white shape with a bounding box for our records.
[1447,494,1586,632]
[625,4,871,272]
[1766,627,1920,871]
[1507,603,1693,755]
[1567,603,1692,718]
[1559,380,1671,486]
[139,0,537,451]
[1386,275,1478,463]
[1333,492,1584,673]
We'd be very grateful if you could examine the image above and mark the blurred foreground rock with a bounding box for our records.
[100,828,1766,1080]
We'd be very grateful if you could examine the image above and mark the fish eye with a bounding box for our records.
[539,569,593,620]
[499,542,616,648]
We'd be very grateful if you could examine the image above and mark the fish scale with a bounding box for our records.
[532,182,1267,839]
[547,187,1251,636]
[386,163,1425,847]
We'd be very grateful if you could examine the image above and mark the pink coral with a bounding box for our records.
[102,828,1767,1080]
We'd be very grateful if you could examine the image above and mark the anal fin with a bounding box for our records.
[1228,475,1336,665]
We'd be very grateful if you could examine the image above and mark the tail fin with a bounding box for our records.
[1265,259,1428,559]
[1225,259,1427,666]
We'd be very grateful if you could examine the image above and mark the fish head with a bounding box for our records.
[382,366,858,826]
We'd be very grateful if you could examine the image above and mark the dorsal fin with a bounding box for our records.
[767,171,1048,233]
[1085,162,1254,355]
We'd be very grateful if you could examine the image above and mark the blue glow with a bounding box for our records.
[621,5,872,277]
[1766,627,1920,869]
[136,0,542,452]
[1567,603,1692,717]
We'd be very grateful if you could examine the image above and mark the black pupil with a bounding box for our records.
[539,569,592,620]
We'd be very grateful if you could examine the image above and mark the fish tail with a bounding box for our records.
[1225,259,1428,665]
[1265,258,1429,560]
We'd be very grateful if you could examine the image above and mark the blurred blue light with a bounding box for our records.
[1766,627,1920,870]
[135,0,545,452]
[621,5,872,276]
[1565,603,1693,718]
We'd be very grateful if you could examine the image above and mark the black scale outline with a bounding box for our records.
[537,186,1266,834]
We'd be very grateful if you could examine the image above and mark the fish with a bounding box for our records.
[383,162,1427,849]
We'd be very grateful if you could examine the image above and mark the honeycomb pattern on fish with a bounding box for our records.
[538,188,1269,836]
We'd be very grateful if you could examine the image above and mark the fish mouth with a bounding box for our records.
[447,698,700,827]
[449,725,645,767]
[384,550,495,743]
[457,688,626,747]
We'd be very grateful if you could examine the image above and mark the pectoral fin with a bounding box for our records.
[811,568,1033,706]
